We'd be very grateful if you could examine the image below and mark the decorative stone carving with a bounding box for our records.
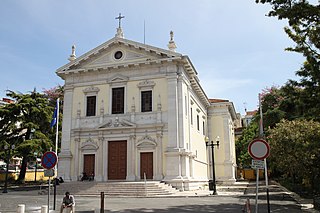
[100,100,104,115]
[136,135,157,150]
[107,74,129,84]
[137,141,157,149]
[137,80,155,88]
[129,135,136,140]
[157,94,162,111]
[80,138,99,150]
[137,135,156,143]
[83,86,100,94]
[77,102,81,118]
[167,31,177,52]
[99,118,135,128]
[68,45,77,61]
[131,97,136,112]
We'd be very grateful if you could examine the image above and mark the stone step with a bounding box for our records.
[44,181,179,197]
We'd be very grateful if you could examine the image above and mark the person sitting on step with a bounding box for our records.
[60,191,75,213]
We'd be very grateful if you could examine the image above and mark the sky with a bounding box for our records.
[0,1,304,115]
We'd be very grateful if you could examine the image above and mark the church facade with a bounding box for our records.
[56,25,240,190]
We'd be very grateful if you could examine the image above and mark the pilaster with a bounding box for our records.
[155,133,163,180]
[127,135,136,180]
[73,138,80,181]
[58,85,74,181]
[167,71,179,148]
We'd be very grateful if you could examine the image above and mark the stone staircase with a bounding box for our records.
[53,181,179,197]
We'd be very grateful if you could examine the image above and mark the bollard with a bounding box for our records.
[41,205,48,213]
[100,191,104,213]
[17,204,25,213]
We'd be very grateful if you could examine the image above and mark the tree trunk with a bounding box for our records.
[17,156,28,183]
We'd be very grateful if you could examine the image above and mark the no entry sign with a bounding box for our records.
[248,139,270,160]
[41,151,58,170]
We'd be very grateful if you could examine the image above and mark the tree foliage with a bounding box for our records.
[268,119,320,192]
[43,85,64,105]
[236,120,259,167]
[237,2,320,195]
[0,90,56,182]
[256,0,320,120]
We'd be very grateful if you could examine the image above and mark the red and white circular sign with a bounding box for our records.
[248,139,270,160]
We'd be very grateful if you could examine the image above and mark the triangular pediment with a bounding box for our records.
[98,117,136,129]
[57,37,182,73]
[107,74,129,84]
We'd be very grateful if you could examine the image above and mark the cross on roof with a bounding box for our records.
[115,13,125,28]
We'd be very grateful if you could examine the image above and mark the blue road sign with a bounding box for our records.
[41,151,58,170]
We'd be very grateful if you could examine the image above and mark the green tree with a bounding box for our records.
[43,85,64,105]
[0,90,55,182]
[256,0,320,121]
[236,120,259,167]
[268,119,320,194]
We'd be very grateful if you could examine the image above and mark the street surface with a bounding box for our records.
[0,181,318,213]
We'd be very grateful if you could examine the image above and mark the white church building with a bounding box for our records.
[56,20,240,191]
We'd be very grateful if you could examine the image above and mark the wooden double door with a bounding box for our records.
[108,141,127,180]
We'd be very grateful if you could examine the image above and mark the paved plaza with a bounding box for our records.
[0,181,318,213]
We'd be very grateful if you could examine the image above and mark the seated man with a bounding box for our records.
[81,172,88,181]
[60,191,75,213]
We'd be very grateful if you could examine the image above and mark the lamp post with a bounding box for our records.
[205,136,220,195]
[34,152,38,182]
[2,144,15,193]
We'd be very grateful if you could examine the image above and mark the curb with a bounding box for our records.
[272,181,319,213]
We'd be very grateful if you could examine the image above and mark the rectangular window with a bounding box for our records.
[86,96,96,116]
[185,96,187,116]
[203,121,205,135]
[190,108,193,125]
[197,115,200,131]
[141,90,152,112]
[112,87,124,114]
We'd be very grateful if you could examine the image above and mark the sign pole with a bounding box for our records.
[248,137,270,213]
[255,168,259,213]
[264,158,270,212]
[259,93,270,213]
[41,151,58,213]
[48,176,50,213]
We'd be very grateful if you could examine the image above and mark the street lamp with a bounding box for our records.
[205,136,220,195]
[2,144,15,193]
[34,152,38,182]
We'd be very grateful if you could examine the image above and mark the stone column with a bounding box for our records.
[102,137,107,181]
[127,135,136,180]
[167,72,179,148]
[95,136,103,181]
[177,71,184,149]
[155,132,163,180]
[222,116,236,182]
[164,70,183,185]
[73,138,80,181]
[58,85,74,181]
